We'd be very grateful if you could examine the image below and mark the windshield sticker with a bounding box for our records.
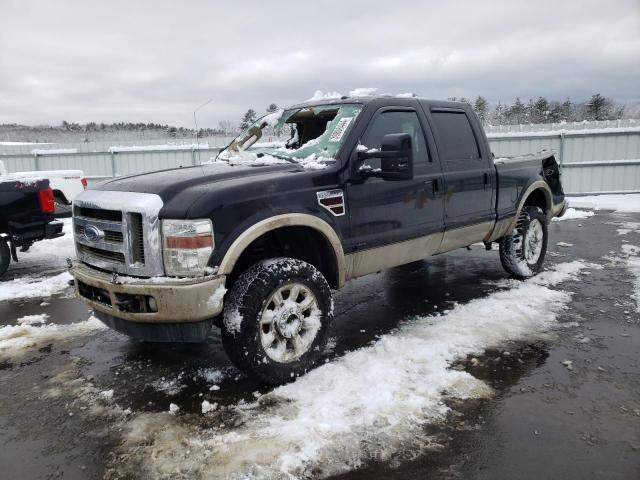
[328,117,353,143]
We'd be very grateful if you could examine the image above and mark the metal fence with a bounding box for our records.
[487,125,640,194]
[1,122,639,194]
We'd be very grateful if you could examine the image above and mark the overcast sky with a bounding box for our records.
[1,0,639,127]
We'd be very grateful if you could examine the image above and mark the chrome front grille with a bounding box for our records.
[73,190,164,277]
[75,223,124,244]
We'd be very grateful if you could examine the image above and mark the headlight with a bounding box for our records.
[162,219,214,277]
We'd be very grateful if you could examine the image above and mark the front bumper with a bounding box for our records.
[71,262,226,324]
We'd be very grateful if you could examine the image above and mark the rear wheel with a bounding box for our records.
[221,258,332,385]
[0,238,11,277]
[499,206,548,279]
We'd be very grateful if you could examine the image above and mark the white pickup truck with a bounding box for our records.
[0,160,86,215]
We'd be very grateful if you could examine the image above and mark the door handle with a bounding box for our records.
[424,179,439,198]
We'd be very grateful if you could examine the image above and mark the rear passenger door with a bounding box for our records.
[427,108,495,230]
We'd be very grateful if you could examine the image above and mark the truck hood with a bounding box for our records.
[93,162,300,217]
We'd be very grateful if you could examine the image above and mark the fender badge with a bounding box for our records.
[317,189,345,216]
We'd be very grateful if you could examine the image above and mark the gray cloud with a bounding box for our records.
[1,0,638,127]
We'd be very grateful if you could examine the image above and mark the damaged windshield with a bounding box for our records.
[216,103,361,170]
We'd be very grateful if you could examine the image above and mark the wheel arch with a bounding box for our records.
[509,181,553,232]
[486,181,553,242]
[217,213,346,289]
[52,189,70,204]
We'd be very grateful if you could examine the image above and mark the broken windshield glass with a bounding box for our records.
[216,104,361,170]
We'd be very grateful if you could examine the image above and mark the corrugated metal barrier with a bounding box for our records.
[1,122,639,194]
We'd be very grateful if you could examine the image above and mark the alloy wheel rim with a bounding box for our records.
[524,219,544,264]
[259,282,321,363]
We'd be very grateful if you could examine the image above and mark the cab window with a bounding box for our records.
[360,110,429,169]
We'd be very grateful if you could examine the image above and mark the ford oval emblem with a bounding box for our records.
[84,225,105,243]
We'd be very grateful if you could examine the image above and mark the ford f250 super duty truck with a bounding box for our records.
[70,96,567,384]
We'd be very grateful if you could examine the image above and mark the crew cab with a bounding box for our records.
[0,175,64,276]
[70,96,567,384]
[0,161,87,216]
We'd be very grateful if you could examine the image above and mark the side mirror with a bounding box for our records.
[357,133,413,181]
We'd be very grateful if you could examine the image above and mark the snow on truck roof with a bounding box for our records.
[289,92,470,110]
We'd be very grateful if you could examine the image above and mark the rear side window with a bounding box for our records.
[431,111,480,160]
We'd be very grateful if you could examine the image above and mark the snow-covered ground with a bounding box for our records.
[569,194,640,213]
[553,207,594,221]
[0,316,105,360]
[119,261,591,479]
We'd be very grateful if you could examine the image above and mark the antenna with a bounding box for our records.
[193,98,214,164]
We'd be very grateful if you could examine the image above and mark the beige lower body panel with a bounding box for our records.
[345,232,443,280]
[485,216,517,242]
[344,220,499,280]
[437,220,494,254]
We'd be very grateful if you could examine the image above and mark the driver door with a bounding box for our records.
[345,107,445,252]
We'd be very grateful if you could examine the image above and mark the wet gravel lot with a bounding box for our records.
[0,209,638,479]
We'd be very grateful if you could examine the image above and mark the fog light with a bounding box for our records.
[148,296,158,312]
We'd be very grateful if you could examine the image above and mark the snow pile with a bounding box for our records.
[150,374,186,395]
[552,208,594,221]
[16,314,50,325]
[0,316,106,360]
[570,194,640,213]
[0,175,46,186]
[122,261,588,479]
[207,285,227,309]
[617,222,640,235]
[348,87,378,97]
[196,367,226,385]
[201,400,217,414]
[620,244,640,312]
[0,271,73,303]
[307,90,343,102]
[261,109,284,127]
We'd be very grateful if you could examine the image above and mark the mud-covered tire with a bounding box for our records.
[221,258,333,385]
[0,238,10,277]
[499,206,548,279]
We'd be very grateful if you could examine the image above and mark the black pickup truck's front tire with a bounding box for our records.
[499,206,548,279]
[0,238,11,277]
[221,258,332,385]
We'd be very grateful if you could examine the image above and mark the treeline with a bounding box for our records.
[58,121,225,138]
[455,93,629,126]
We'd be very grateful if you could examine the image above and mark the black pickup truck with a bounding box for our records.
[1,176,64,276]
[70,96,567,384]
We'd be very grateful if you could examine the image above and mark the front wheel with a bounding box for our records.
[221,258,332,385]
[499,206,548,279]
[0,238,11,277]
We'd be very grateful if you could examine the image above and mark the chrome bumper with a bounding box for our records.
[71,262,226,323]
